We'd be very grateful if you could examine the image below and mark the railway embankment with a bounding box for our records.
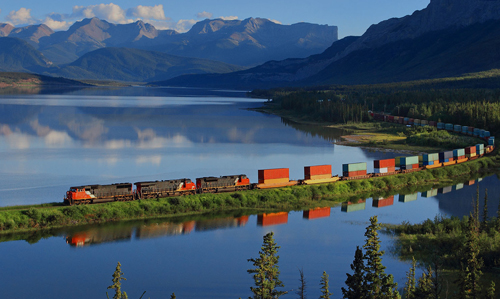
[1,154,498,235]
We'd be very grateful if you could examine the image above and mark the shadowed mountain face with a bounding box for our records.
[0,17,338,67]
[158,0,500,89]
[0,37,53,73]
[46,47,246,82]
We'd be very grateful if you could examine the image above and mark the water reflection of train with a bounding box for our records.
[65,216,250,247]
[340,177,486,213]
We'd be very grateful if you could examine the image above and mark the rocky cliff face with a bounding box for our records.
[340,0,500,58]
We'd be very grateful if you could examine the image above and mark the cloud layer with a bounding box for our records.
[3,4,242,32]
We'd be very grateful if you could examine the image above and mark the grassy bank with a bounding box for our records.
[1,154,498,235]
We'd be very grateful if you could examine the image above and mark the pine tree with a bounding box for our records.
[342,246,366,299]
[413,266,434,299]
[487,281,495,299]
[481,188,488,232]
[170,293,176,299]
[457,216,483,299]
[404,257,416,299]
[362,216,400,299]
[296,268,306,299]
[319,271,332,299]
[107,262,128,299]
[247,232,286,299]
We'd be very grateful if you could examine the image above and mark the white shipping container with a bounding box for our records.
[374,168,388,174]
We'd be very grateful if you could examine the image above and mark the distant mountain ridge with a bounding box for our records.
[0,17,338,67]
[158,0,500,88]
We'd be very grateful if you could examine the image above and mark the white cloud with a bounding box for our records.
[196,11,213,19]
[127,5,166,20]
[175,19,198,32]
[43,17,71,31]
[6,8,36,25]
[218,16,238,21]
[72,3,127,23]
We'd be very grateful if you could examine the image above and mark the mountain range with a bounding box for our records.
[158,0,500,89]
[0,17,338,67]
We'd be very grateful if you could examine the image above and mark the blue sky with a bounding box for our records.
[0,1,430,37]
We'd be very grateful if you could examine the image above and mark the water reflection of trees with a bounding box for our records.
[280,117,348,143]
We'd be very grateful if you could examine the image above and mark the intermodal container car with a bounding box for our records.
[445,123,454,131]
[453,149,465,159]
[454,125,461,132]
[429,121,437,127]
[439,151,454,163]
[399,193,418,203]
[437,122,445,129]
[258,168,289,185]
[304,165,331,180]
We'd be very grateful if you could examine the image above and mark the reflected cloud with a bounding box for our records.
[66,118,109,144]
[227,127,257,143]
[104,140,132,149]
[136,155,162,165]
[4,133,30,149]
[44,130,72,147]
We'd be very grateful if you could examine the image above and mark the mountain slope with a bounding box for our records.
[145,18,338,66]
[48,47,245,82]
[0,37,53,73]
[159,0,500,88]
[37,18,178,65]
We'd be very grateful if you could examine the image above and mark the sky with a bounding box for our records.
[0,1,430,38]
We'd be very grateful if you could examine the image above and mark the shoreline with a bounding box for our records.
[1,156,498,235]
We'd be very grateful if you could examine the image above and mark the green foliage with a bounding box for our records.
[342,246,365,299]
[319,271,332,299]
[404,257,416,299]
[247,232,286,298]
[363,216,400,298]
[413,266,435,299]
[107,262,128,299]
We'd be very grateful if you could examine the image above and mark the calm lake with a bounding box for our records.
[0,87,498,298]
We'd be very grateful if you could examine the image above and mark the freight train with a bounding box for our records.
[63,114,495,205]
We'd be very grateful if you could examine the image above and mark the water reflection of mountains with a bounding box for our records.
[0,103,336,148]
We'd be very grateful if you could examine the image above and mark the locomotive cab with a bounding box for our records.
[64,186,94,205]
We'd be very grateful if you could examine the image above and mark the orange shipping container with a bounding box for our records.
[304,165,331,177]
[465,146,476,154]
[258,168,289,180]
[258,178,290,185]
[257,212,288,227]
[306,174,332,180]
[374,159,395,168]
[343,170,367,177]
[303,207,331,220]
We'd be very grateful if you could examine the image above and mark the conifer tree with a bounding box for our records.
[107,262,128,299]
[457,216,483,299]
[362,216,400,299]
[487,281,495,299]
[319,271,332,299]
[296,268,306,299]
[404,257,416,299]
[413,266,434,299]
[247,232,286,299]
[342,246,366,299]
[481,189,488,232]
[170,293,176,299]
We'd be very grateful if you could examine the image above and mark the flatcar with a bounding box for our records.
[64,183,133,205]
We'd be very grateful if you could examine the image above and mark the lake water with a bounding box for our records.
[0,87,498,298]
